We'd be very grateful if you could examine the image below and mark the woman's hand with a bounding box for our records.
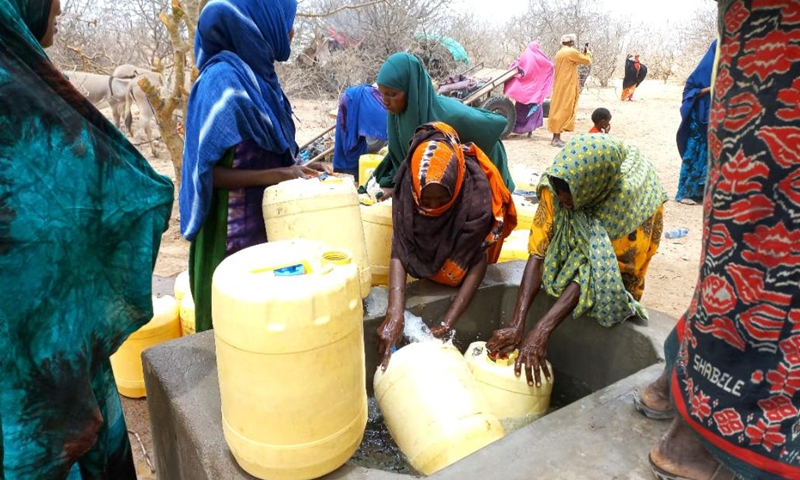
[306,161,333,174]
[284,165,322,180]
[429,321,455,339]
[486,323,525,357]
[514,322,552,387]
[376,310,404,371]
[378,188,394,202]
[700,86,712,96]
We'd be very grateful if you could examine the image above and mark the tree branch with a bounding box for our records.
[296,0,387,18]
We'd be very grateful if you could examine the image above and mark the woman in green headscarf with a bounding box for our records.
[487,134,666,387]
[370,52,515,196]
[0,0,173,478]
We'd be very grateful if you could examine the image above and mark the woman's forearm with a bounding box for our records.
[212,166,291,189]
[508,255,544,330]
[442,256,488,328]
[537,281,580,335]
[387,258,407,317]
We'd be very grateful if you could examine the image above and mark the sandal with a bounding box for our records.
[649,453,737,480]
[633,390,675,420]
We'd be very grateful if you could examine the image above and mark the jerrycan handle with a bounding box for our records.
[251,260,314,276]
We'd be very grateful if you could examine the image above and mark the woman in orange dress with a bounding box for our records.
[375,122,517,369]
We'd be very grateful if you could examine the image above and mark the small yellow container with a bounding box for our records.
[374,342,505,475]
[179,291,196,336]
[110,295,181,398]
[213,239,367,480]
[263,177,372,298]
[513,194,536,232]
[358,154,383,187]
[464,341,554,422]
[360,199,393,286]
[498,230,530,264]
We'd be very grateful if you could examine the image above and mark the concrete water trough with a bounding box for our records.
[143,262,676,479]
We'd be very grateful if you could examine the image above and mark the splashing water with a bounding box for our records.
[402,311,456,344]
[402,311,435,343]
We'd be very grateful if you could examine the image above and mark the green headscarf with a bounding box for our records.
[371,52,515,191]
[9,0,52,42]
[538,134,667,326]
[0,0,173,476]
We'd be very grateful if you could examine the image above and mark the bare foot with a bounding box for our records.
[642,370,672,412]
[551,140,566,148]
[650,419,722,480]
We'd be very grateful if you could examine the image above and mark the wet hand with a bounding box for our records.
[376,311,404,371]
[429,321,454,339]
[514,323,552,387]
[486,324,524,357]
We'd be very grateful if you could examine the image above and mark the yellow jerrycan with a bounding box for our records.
[360,198,393,286]
[213,239,367,480]
[173,270,190,302]
[498,230,531,264]
[179,291,196,336]
[263,177,372,298]
[513,194,536,232]
[464,342,554,424]
[173,270,195,336]
[374,342,505,475]
[110,295,181,398]
[358,154,383,187]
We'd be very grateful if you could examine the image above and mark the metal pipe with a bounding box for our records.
[306,146,334,165]
[299,124,336,151]
[461,67,520,106]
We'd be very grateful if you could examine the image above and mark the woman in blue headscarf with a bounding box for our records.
[675,40,717,205]
[0,0,174,478]
[181,0,329,332]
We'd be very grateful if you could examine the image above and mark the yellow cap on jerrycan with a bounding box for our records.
[464,342,554,422]
[263,176,372,298]
[360,198,393,286]
[110,295,181,398]
[212,239,367,480]
[374,342,505,475]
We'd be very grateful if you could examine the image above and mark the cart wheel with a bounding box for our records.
[480,96,516,139]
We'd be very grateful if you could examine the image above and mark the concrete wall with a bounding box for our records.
[143,261,677,479]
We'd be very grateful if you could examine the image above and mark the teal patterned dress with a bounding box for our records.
[0,0,174,478]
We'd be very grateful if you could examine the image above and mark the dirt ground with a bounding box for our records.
[122,79,704,478]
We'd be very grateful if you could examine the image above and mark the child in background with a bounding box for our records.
[589,107,612,133]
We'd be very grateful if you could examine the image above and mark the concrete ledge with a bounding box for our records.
[143,262,677,479]
[143,334,671,480]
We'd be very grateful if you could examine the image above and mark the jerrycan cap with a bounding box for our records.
[321,250,352,267]
[473,344,519,367]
